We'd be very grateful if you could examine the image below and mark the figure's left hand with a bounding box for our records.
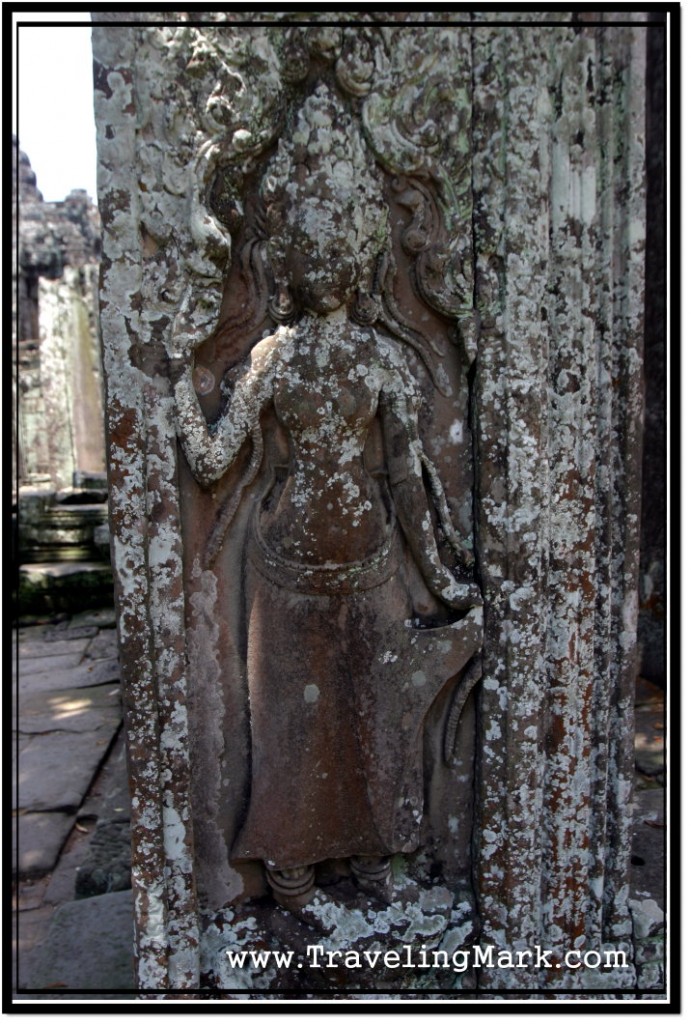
[436,572,483,610]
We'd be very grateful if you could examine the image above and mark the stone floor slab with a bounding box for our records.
[18,683,122,736]
[25,890,135,992]
[16,624,54,641]
[44,624,100,642]
[85,630,119,661]
[19,653,91,674]
[17,637,92,660]
[16,726,117,812]
[14,812,76,875]
[14,877,51,912]
[18,657,120,696]
[15,905,58,990]
[79,729,130,821]
[44,821,98,906]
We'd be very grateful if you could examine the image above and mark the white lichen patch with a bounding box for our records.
[449,419,464,444]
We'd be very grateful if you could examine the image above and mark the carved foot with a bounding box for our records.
[350,855,393,903]
[266,864,316,911]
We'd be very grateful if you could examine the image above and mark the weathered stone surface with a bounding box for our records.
[637,23,666,688]
[14,812,76,875]
[92,12,654,999]
[471,15,646,991]
[26,890,135,992]
[36,270,105,490]
[630,898,665,941]
[201,880,474,992]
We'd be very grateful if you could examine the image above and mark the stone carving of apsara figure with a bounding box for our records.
[172,86,482,910]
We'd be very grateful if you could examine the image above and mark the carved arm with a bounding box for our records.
[172,336,277,489]
[379,376,481,611]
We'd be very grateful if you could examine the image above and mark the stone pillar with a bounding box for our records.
[93,13,655,996]
[471,13,648,990]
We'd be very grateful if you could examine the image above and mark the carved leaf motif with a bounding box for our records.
[305,26,343,59]
[142,23,475,358]
[335,29,376,97]
[279,28,310,84]
[360,28,475,339]
[136,25,287,353]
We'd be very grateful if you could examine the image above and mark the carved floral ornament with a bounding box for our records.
[152,23,476,366]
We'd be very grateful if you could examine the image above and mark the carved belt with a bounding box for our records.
[248,513,398,596]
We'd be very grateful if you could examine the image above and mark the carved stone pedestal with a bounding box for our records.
[200,878,476,993]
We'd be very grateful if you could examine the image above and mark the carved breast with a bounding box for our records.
[272,333,380,446]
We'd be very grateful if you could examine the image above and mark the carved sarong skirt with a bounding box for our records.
[231,520,429,870]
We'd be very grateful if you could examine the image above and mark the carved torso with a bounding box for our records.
[261,316,390,565]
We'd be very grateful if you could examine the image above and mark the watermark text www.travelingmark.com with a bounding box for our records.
[225,943,628,973]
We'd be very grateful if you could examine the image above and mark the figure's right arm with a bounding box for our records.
[171,336,277,488]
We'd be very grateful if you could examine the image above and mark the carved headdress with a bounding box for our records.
[258,84,451,394]
[261,84,388,324]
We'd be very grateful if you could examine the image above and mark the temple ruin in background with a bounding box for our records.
[13,140,112,609]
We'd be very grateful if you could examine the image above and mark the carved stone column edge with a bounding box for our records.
[594,22,647,954]
[472,21,554,986]
[92,23,199,990]
[540,23,646,985]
